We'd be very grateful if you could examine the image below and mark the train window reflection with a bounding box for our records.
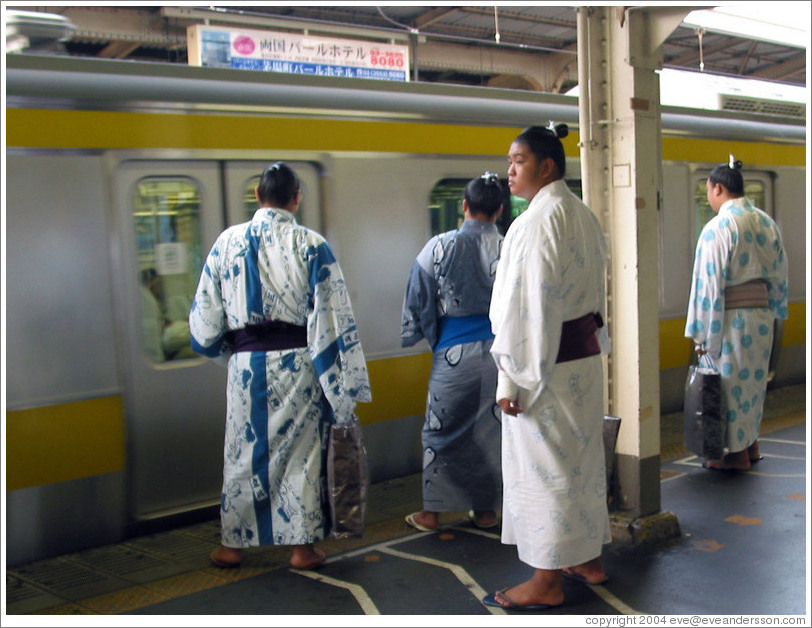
[134,178,203,362]
[429,177,514,236]
[244,176,260,219]
[744,182,766,211]
[692,178,766,246]
[429,177,581,237]
[243,175,311,222]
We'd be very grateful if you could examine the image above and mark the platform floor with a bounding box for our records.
[4,384,808,622]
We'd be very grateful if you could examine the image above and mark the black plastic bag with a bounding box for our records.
[326,415,369,538]
[602,414,621,503]
[683,361,726,460]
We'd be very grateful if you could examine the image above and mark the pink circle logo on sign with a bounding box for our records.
[233,36,255,55]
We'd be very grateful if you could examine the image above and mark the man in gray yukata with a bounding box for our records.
[401,172,505,533]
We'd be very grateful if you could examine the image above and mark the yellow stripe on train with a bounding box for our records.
[7,299,803,490]
[6,108,521,154]
[6,396,126,492]
[658,301,805,371]
[7,108,806,168]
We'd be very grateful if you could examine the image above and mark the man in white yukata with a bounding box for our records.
[686,157,788,471]
[484,123,611,611]
[189,162,371,571]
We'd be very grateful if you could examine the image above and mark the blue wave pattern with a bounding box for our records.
[685,197,788,452]
[190,207,370,547]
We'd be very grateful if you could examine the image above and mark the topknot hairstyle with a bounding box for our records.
[546,120,569,139]
[708,154,744,196]
[465,171,504,218]
[257,161,300,207]
[515,122,569,178]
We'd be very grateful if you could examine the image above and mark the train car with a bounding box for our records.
[4,53,806,567]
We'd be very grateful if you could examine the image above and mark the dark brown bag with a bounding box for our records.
[326,415,369,538]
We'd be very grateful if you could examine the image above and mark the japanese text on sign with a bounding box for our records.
[187,25,410,82]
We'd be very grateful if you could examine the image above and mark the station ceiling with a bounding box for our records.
[7,4,808,91]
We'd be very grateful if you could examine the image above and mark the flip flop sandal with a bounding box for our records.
[482,589,562,611]
[405,512,438,532]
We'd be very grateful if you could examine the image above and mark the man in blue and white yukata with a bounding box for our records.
[189,162,371,570]
[401,172,505,533]
[686,157,788,471]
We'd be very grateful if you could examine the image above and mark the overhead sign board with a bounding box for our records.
[187,25,409,82]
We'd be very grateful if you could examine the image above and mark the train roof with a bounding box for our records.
[5,53,807,145]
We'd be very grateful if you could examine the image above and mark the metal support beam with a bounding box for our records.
[416,40,576,93]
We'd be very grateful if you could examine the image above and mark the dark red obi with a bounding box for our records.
[226,320,307,352]
[556,312,603,364]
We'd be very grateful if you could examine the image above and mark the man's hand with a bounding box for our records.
[498,398,522,416]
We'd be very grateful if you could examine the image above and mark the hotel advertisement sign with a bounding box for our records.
[187,25,409,82]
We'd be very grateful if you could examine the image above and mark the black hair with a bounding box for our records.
[257,161,300,207]
[465,171,504,218]
[708,157,744,196]
[514,122,569,178]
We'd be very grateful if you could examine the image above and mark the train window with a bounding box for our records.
[429,178,582,237]
[241,175,314,224]
[134,178,203,363]
[243,176,260,219]
[429,178,516,236]
[691,178,767,246]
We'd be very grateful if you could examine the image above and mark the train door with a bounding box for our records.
[114,160,228,523]
[222,161,322,230]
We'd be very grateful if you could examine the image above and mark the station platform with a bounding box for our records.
[4,384,808,622]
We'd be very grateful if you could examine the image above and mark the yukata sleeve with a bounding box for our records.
[489,217,563,391]
[306,240,372,422]
[767,221,789,321]
[685,221,727,358]
[401,253,439,350]
[189,238,232,367]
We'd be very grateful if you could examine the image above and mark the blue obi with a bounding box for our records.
[435,314,494,351]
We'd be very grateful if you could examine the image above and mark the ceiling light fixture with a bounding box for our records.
[683,5,808,49]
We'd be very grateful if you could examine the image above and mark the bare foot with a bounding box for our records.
[290,545,326,570]
[705,449,751,471]
[405,510,439,531]
[562,556,608,584]
[210,545,243,568]
[469,509,498,528]
[748,441,763,463]
[493,571,564,608]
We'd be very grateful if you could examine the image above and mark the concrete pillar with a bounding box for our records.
[577,5,689,543]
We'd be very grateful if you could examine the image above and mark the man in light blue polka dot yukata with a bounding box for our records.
[685,156,789,471]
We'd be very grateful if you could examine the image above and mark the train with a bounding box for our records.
[5,53,806,567]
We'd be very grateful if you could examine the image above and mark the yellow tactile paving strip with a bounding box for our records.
[9,518,416,615]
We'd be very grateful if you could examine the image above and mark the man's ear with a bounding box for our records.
[540,156,557,179]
